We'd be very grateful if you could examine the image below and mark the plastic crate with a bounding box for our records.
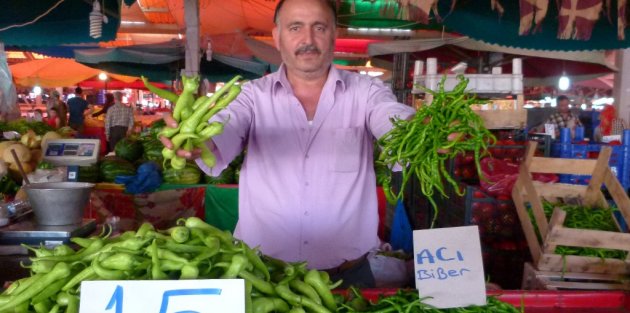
[551,128,630,191]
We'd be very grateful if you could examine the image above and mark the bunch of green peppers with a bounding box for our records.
[0,217,342,313]
[142,75,242,170]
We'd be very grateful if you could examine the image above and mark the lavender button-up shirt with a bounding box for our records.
[197,65,415,269]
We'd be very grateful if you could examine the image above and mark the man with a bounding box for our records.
[543,95,583,139]
[163,0,414,287]
[67,87,89,132]
[105,91,134,151]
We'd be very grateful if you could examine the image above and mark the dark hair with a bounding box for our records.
[273,0,337,25]
[105,93,115,104]
[556,95,569,102]
[75,87,83,94]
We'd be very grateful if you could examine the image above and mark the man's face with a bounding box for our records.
[272,0,336,76]
[557,99,570,114]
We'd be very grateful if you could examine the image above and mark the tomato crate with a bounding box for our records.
[435,183,527,249]
[550,129,630,191]
[513,141,630,276]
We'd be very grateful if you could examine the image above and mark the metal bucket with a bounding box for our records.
[23,182,94,226]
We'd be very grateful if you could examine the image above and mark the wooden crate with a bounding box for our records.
[512,141,630,275]
[522,262,630,290]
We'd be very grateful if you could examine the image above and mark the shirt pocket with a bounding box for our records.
[331,128,362,172]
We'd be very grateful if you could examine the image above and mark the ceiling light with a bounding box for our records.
[558,74,570,91]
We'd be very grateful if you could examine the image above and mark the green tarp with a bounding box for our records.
[0,0,123,47]
[159,184,239,232]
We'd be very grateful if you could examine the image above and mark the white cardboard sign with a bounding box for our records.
[413,225,486,309]
[79,279,245,313]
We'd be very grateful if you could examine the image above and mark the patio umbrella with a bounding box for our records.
[9,58,138,88]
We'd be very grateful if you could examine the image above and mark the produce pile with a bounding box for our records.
[142,75,241,171]
[377,75,495,226]
[4,219,520,313]
[530,201,627,260]
[5,218,340,313]
[0,126,73,198]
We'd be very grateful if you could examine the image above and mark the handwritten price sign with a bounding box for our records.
[412,226,486,309]
[79,280,245,313]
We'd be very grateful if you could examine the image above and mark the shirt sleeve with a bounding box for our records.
[365,78,416,140]
[195,82,253,176]
[105,111,111,140]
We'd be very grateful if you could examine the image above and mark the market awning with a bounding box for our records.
[0,0,125,47]
[74,41,270,82]
[9,58,138,88]
[368,37,616,87]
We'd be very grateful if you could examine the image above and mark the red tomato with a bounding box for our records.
[473,190,487,199]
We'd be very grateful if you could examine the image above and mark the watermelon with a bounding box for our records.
[115,138,143,162]
[142,139,165,169]
[204,166,234,185]
[100,157,136,182]
[78,163,99,183]
[163,163,201,184]
[147,119,166,139]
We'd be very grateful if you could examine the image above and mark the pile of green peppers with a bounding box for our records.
[142,75,242,170]
[531,201,627,260]
[338,288,521,313]
[0,217,342,313]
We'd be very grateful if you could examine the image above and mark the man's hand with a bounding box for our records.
[159,113,203,159]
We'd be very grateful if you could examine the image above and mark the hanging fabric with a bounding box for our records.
[491,0,505,17]
[619,0,627,39]
[403,0,440,24]
[558,0,604,40]
[519,0,549,35]
[379,0,398,19]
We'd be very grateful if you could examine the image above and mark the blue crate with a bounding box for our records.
[550,129,630,191]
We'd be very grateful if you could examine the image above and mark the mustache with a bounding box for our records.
[295,45,321,55]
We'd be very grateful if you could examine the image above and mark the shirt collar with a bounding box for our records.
[272,64,346,95]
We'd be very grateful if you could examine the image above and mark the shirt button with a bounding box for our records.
[304,211,309,216]
[303,241,309,245]
[305,182,309,186]
[305,154,310,159]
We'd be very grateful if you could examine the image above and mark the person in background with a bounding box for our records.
[92,92,114,118]
[538,95,583,139]
[45,107,60,128]
[47,90,67,127]
[105,91,134,151]
[67,87,89,133]
[31,109,43,122]
[594,105,627,142]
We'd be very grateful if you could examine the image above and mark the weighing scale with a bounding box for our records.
[0,139,101,248]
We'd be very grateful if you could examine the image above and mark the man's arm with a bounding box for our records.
[365,79,416,140]
[196,84,253,176]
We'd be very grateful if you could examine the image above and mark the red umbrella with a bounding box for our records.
[78,78,171,90]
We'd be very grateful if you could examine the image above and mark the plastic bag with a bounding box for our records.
[367,249,411,288]
[480,157,558,197]
[389,200,413,253]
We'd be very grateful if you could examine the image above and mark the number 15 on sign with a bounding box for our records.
[79,280,245,313]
